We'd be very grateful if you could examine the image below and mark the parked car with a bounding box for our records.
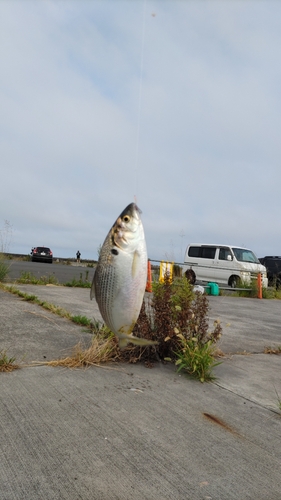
[183,243,268,288]
[259,256,281,288]
[31,246,53,263]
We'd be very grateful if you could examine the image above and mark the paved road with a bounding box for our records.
[5,259,95,285]
[1,285,281,499]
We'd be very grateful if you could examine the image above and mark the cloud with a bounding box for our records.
[1,0,281,261]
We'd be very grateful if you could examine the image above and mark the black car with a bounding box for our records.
[259,256,281,288]
[31,246,53,263]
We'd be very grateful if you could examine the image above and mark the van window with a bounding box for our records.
[219,247,232,260]
[188,246,201,257]
[232,248,259,264]
[201,247,216,259]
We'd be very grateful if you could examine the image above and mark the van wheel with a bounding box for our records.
[185,269,196,285]
[229,275,240,288]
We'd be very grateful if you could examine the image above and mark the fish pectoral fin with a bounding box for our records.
[131,250,142,278]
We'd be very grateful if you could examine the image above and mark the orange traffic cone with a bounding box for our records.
[146,260,152,293]
[257,273,262,299]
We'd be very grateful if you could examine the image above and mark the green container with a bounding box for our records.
[207,282,219,296]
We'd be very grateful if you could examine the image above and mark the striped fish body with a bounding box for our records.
[91,203,158,349]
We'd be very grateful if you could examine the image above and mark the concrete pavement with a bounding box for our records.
[1,284,281,499]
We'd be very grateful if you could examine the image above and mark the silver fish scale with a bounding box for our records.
[94,262,117,332]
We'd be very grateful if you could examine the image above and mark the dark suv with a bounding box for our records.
[259,256,281,288]
[31,247,53,263]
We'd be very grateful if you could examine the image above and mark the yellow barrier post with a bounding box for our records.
[159,261,174,283]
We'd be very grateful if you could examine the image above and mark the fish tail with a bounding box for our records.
[118,338,129,349]
[118,336,158,349]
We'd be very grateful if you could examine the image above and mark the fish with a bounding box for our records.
[90,202,158,349]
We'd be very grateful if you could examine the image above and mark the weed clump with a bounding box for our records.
[262,287,281,300]
[65,271,91,288]
[121,274,222,381]
[71,315,92,327]
[0,350,20,372]
[16,271,58,285]
[0,254,9,282]
[234,279,271,299]
[175,337,221,382]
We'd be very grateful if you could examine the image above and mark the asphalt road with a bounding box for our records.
[5,259,95,285]
[1,284,281,499]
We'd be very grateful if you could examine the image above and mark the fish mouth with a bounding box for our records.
[119,203,142,219]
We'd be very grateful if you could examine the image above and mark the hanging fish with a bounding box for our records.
[91,203,158,349]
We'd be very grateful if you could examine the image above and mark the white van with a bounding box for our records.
[183,244,268,288]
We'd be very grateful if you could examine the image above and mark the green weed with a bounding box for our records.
[16,271,58,285]
[90,319,105,334]
[1,284,98,332]
[233,278,274,299]
[0,253,10,282]
[233,279,256,297]
[71,315,92,327]
[175,336,221,382]
[262,287,281,299]
[23,294,38,302]
[65,272,91,288]
[0,349,19,372]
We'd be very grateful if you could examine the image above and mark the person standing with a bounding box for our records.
[76,250,81,263]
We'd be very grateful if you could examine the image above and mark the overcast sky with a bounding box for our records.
[1,0,281,262]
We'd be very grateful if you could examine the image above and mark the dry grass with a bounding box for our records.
[31,333,158,369]
[264,346,281,355]
[212,347,226,358]
[0,362,20,372]
[32,332,120,368]
[0,350,20,372]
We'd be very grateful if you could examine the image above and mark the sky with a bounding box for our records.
[1,0,281,262]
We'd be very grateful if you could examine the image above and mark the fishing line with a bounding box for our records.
[134,0,147,203]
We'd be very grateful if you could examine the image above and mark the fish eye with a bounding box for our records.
[111,249,118,255]
[123,215,130,223]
